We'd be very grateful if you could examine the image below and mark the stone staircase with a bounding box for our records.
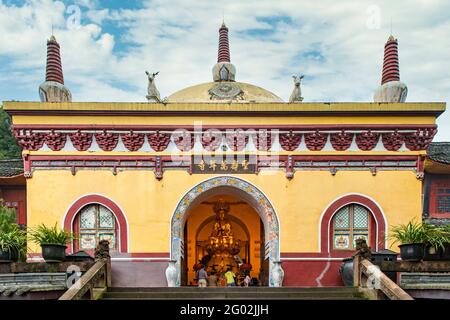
[101,286,367,300]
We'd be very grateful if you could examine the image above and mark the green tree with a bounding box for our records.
[0,104,21,159]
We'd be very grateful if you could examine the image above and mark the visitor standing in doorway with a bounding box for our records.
[224,268,236,287]
[208,270,218,287]
[197,265,208,287]
[243,273,251,287]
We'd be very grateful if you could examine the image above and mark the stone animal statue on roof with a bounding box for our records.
[146,71,161,102]
[289,75,304,103]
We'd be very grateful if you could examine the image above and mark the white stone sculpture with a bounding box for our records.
[289,75,304,103]
[146,71,161,102]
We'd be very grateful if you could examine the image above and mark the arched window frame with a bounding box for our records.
[319,194,386,254]
[63,195,128,254]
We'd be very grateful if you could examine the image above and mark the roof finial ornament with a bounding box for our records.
[373,34,407,102]
[146,71,161,102]
[38,34,72,102]
[212,21,236,82]
[289,75,304,103]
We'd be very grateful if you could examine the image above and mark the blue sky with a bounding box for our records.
[0,0,449,140]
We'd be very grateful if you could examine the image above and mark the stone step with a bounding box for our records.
[102,287,366,300]
[103,292,362,299]
[107,286,358,293]
[102,297,364,300]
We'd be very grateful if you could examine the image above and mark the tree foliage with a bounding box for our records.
[0,105,21,159]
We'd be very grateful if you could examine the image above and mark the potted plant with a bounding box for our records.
[423,223,450,261]
[0,203,27,262]
[390,220,427,261]
[29,223,73,262]
[0,226,27,262]
[443,224,450,260]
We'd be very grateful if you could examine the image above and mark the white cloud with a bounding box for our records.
[0,0,449,140]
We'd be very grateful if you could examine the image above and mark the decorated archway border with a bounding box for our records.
[170,176,280,286]
[63,194,129,253]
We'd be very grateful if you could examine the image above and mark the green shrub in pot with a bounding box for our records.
[389,220,427,261]
[438,224,450,260]
[0,202,27,262]
[0,225,27,262]
[29,223,74,262]
[423,223,450,260]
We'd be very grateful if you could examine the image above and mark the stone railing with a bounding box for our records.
[59,240,111,300]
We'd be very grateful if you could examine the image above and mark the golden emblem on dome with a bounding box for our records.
[208,82,244,100]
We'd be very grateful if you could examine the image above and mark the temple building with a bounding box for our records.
[1,23,448,288]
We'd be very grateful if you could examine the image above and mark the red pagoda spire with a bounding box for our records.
[45,35,64,84]
[39,35,71,102]
[217,22,230,63]
[212,22,236,82]
[381,35,400,85]
[373,34,407,103]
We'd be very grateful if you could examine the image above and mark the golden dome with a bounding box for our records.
[167,81,283,103]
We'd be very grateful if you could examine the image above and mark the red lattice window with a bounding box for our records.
[429,177,450,218]
[73,204,118,252]
[332,204,373,250]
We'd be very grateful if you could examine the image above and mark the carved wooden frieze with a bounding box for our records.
[201,130,222,152]
[11,126,437,153]
[121,131,145,151]
[355,130,379,151]
[305,130,327,151]
[252,130,273,151]
[45,130,67,151]
[95,131,119,151]
[279,131,301,151]
[69,131,93,151]
[147,131,171,152]
[330,131,353,151]
[173,130,195,152]
[382,130,404,151]
[226,129,248,151]
[13,130,45,151]
[404,128,437,151]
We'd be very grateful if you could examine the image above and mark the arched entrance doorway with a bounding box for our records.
[170,176,280,287]
[188,194,260,286]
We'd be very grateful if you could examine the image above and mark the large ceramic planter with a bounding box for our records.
[41,244,67,262]
[0,247,18,262]
[443,244,450,260]
[339,258,354,287]
[423,243,443,261]
[399,243,424,261]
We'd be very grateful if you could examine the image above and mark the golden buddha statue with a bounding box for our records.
[205,199,241,273]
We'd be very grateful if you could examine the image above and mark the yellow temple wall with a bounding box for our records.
[26,168,422,255]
